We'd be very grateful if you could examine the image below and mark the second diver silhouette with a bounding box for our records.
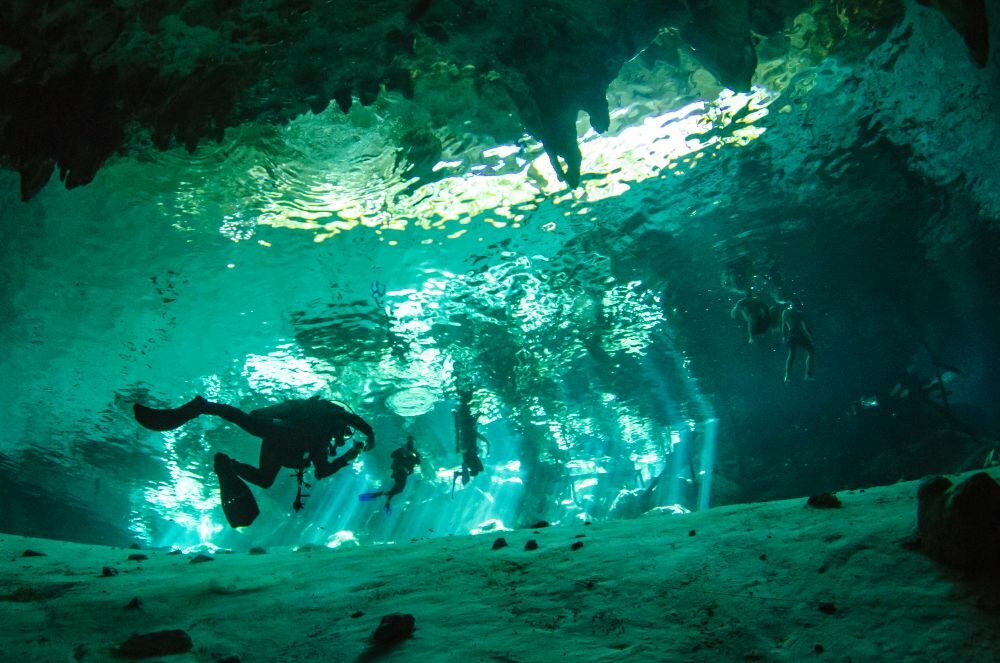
[359,435,421,514]
[452,389,489,496]
[134,394,375,527]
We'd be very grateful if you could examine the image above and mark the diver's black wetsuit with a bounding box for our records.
[362,438,421,511]
[136,395,375,486]
[453,390,487,490]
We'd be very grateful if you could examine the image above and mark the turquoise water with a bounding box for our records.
[0,6,997,551]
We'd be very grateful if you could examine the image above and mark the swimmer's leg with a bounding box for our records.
[785,345,797,383]
[804,340,815,380]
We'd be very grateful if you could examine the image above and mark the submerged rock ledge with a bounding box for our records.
[2,468,997,661]
[0,0,987,200]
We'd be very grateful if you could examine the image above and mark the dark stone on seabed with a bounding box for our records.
[189,554,214,564]
[570,541,584,551]
[524,539,539,551]
[917,472,1000,576]
[492,537,508,550]
[248,546,267,555]
[21,549,46,557]
[818,602,836,614]
[807,493,842,509]
[529,521,550,529]
[112,629,193,658]
[125,597,141,611]
[373,613,416,644]
[102,566,118,577]
[127,554,148,562]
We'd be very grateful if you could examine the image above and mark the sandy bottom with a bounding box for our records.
[2,469,998,662]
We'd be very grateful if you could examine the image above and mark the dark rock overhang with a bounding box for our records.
[0,0,987,201]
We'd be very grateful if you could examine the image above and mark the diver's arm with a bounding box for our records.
[314,440,364,479]
[781,310,790,342]
[476,432,491,455]
[343,412,375,450]
[730,301,742,319]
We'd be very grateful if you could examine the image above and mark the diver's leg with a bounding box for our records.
[384,475,407,499]
[201,402,274,438]
[469,454,484,477]
[230,440,282,488]
[381,477,407,513]
[134,396,207,432]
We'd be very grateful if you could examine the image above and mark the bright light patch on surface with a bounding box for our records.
[232,88,773,241]
[601,282,664,356]
[496,460,521,473]
[385,387,440,417]
[243,344,333,397]
[670,429,682,451]
[565,459,600,475]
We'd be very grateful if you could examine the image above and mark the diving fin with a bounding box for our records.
[358,492,382,502]
[215,453,260,528]
[134,396,205,432]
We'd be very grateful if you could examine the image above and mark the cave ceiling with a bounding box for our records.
[0,0,988,201]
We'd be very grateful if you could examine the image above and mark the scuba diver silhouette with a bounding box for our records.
[359,435,421,514]
[134,394,375,527]
[453,389,489,495]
